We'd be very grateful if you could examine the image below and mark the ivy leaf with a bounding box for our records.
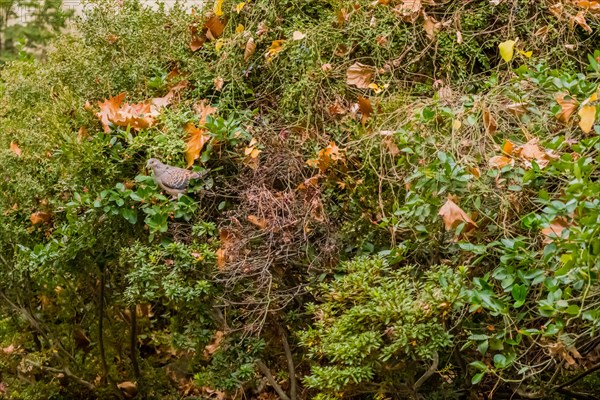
[511,284,527,308]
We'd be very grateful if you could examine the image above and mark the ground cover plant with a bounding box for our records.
[1,0,600,399]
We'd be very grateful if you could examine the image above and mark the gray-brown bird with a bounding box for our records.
[146,158,202,198]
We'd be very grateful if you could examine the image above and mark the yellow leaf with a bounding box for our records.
[214,0,224,16]
[578,105,597,134]
[292,31,306,40]
[346,62,375,89]
[438,198,477,232]
[452,119,462,131]
[215,39,224,53]
[499,39,517,62]
[266,39,285,61]
[236,24,245,33]
[517,49,533,58]
[236,2,246,13]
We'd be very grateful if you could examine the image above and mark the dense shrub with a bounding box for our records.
[0,0,599,399]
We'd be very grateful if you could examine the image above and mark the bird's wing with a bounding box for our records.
[159,166,192,190]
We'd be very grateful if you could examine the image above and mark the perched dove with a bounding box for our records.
[146,158,202,197]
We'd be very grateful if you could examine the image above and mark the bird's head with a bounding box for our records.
[146,158,161,169]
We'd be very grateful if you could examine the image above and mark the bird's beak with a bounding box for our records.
[145,160,151,169]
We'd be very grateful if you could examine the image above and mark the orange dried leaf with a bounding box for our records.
[10,141,22,156]
[205,14,226,39]
[184,123,211,168]
[214,77,224,91]
[576,1,600,12]
[204,331,224,356]
[194,100,218,125]
[358,96,373,125]
[556,93,578,123]
[307,142,342,173]
[541,217,570,243]
[578,105,597,134]
[346,63,375,88]
[30,211,52,225]
[514,139,557,168]
[502,140,515,154]
[438,198,477,232]
[488,155,514,169]
[247,215,267,229]
[483,109,497,135]
[328,102,346,115]
[571,11,593,33]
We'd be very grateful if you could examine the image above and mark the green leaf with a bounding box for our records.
[471,372,485,385]
[493,353,508,368]
[469,361,488,371]
[512,284,527,308]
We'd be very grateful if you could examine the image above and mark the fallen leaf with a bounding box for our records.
[571,11,593,33]
[204,331,224,356]
[328,102,346,115]
[483,109,497,135]
[97,93,154,132]
[576,0,600,12]
[376,35,389,46]
[549,3,564,18]
[2,344,15,354]
[30,211,52,225]
[456,30,463,44]
[194,100,218,124]
[256,21,268,36]
[266,39,285,61]
[214,77,224,91]
[517,49,533,58]
[423,14,441,39]
[321,63,333,72]
[556,93,578,123]
[213,0,224,16]
[541,217,570,243]
[205,15,226,39]
[488,155,514,169]
[306,142,342,173]
[244,37,256,62]
[438,198,478,232]
[393,0,422,23]
[235,23,244,33]
[292,30,306,40]
[505,102,527,116]
[216,229,235,270]
[499,39,517,62]
[382,137,400,156]
[336,8,349,26]
[244,137,262,159]
[502,140,515,154]
[514,138,557,168]
[77,127,89,143]
[236,2,246,13]
[117,381,138,398]
[185,123,212,168]
[10,141,22,156]
[578,105,597,133]
[346,62,375,88]
[247,215,267,229]
[358,96,373,125]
